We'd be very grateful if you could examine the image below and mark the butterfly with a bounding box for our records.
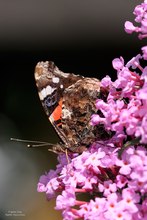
[34,61,106,153]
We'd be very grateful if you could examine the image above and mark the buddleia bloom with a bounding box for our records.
[125,0,147,40]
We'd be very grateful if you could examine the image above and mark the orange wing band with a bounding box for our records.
[51,99,62,126]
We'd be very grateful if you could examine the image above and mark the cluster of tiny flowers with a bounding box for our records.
[91,51,147,145]
[125,0,147,39]
[37,144,147,219]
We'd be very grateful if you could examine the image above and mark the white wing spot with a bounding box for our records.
[40,86,56,99]
[46,85,56,95]
[41,88,46,99]
[46,85,52,95]
[62,109,72,119]
[52,77,59,83]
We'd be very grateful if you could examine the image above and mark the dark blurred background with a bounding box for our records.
[0,0,143,219]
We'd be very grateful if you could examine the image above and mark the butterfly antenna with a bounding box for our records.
[10,137,54,148]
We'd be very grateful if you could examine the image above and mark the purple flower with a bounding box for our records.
[142,46,147,60]
[90,114,103,126]
[55,187,76,210]
[124,1,147,40]
[126,54,142,69]
[112,57,124,71]
[99,180,117,196]
[62,208,80,220]
[37,169,57,193]
[46,177,59,199]
[116,175,128,189]
[116,153,132,175]
[79,198,106,220]
[101,75,112,88]
[121,188,139,212]
[124,21,138,34]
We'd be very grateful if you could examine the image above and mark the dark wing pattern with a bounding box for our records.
[62,77,101,150]
[34,61,83,145]
[34,61,102,152]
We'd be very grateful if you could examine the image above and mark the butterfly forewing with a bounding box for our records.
[35,61,82,116]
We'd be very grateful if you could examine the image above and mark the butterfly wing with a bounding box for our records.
[35,61,110,152]
[34,61,83,145]
[62,77,101,150]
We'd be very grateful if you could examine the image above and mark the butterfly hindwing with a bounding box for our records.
[62,77,100,149]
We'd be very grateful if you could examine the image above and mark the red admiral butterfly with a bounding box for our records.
[34,61,102,153]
